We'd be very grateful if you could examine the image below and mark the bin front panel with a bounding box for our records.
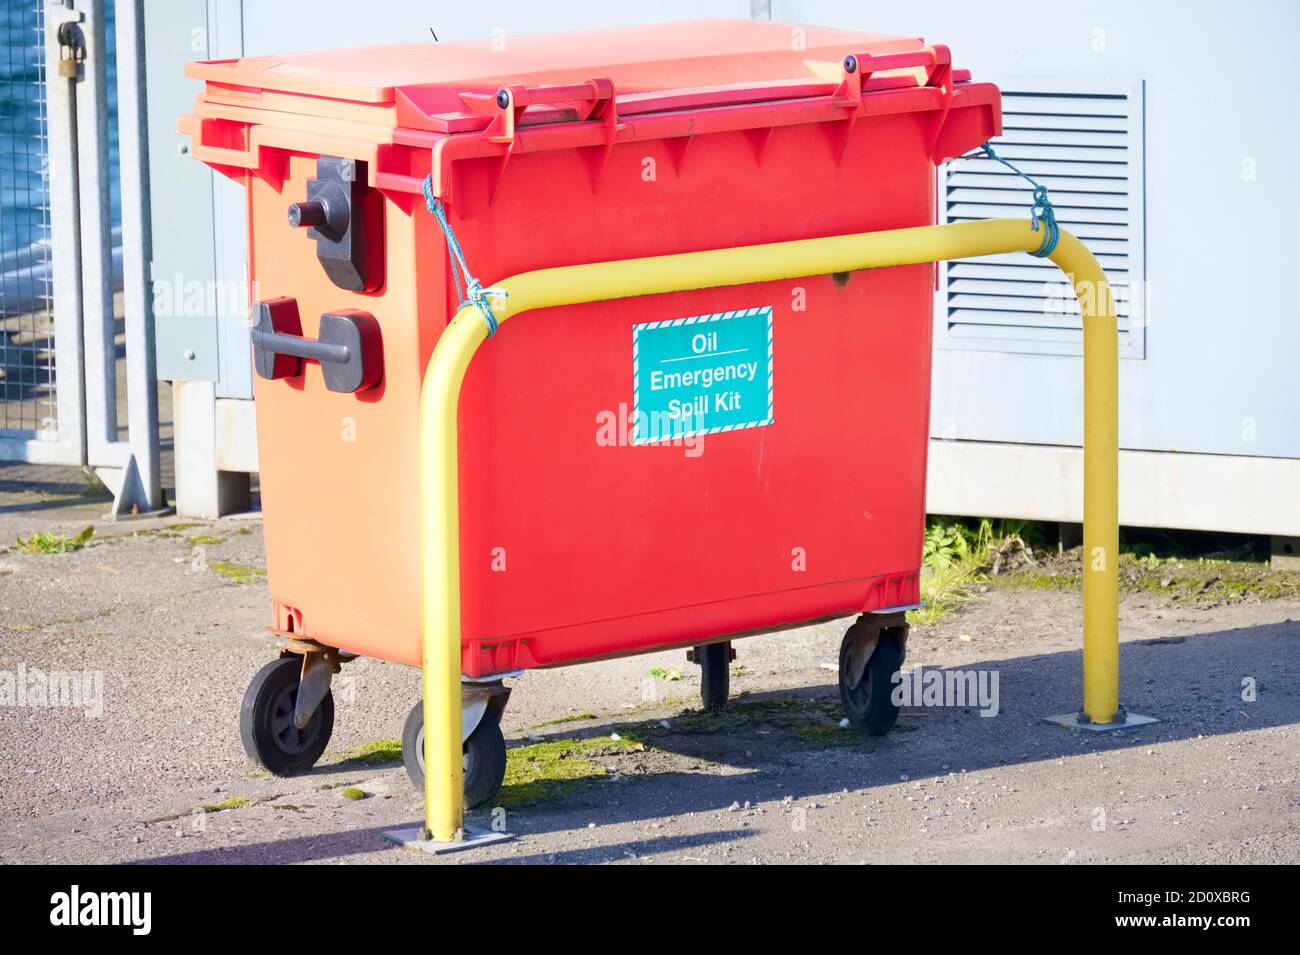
[455,116,935,671]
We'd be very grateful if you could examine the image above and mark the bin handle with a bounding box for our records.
[452,49,954,151]
[177,114,259,170]
[251,297,382,394]
[834,45,953,110]
[460,78,618,147]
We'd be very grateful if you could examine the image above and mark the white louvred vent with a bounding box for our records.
[937,82,1146,357]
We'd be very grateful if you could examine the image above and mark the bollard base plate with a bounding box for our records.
[1044,710,1159,732]
[381,824,514,855]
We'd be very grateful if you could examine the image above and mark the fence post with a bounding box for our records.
[112,0,163,513]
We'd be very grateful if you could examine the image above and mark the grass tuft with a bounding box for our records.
[14,525,93,555]
[909,517,1047,624]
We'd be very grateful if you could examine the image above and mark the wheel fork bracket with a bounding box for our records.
[293,647,341,729]
[843,622,880,693]
[844,612,909,692]
[460,681,511,743]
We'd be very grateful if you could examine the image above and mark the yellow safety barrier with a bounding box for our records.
[419,217,1118,842]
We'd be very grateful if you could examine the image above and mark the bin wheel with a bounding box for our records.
[402,701,507,809]
[697,642,730,710]
[838,622,904,736]
[240,656,334,776]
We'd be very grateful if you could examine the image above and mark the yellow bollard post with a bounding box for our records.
[385,216,1153,852]
[1050,237,1121,725]
[418,312,485,843]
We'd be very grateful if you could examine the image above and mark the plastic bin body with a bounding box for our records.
[182,20,1000,674]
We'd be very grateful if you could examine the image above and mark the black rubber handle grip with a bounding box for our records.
[251,298,382,394]
[254,327,351,366]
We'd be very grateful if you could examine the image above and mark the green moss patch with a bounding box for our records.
[660,695,855,748]
[498,735,643,808]
[335,739,402,767]
[793,721,858,747]
[209,561,267,585]
[201,796,248,813]
[529,712,598,728]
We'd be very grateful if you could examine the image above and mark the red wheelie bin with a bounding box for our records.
[180,19,1000,805]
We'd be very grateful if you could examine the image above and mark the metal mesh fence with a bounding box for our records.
[0,1,56,436]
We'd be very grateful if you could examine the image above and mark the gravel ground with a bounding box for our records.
[1,477,1297,865]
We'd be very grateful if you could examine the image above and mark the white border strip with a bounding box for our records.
[928,440,1300,537]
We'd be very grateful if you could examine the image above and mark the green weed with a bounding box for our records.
[14,525,93,555]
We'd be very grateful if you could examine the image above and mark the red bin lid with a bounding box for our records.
[190,20,931,106]
[181,19,999,200]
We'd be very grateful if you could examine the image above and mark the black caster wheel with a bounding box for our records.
[695,642,731,710]
[240,655,334,776]
[838,620,905,736]
[402,701,507,809]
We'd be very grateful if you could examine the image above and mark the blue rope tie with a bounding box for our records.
[422,174,506,336]
[956,142,1060,258]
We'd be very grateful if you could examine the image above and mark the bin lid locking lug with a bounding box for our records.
[286,155,377,291]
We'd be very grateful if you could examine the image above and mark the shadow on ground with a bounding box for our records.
[0,462,112,516]
[133,616,1297,863]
